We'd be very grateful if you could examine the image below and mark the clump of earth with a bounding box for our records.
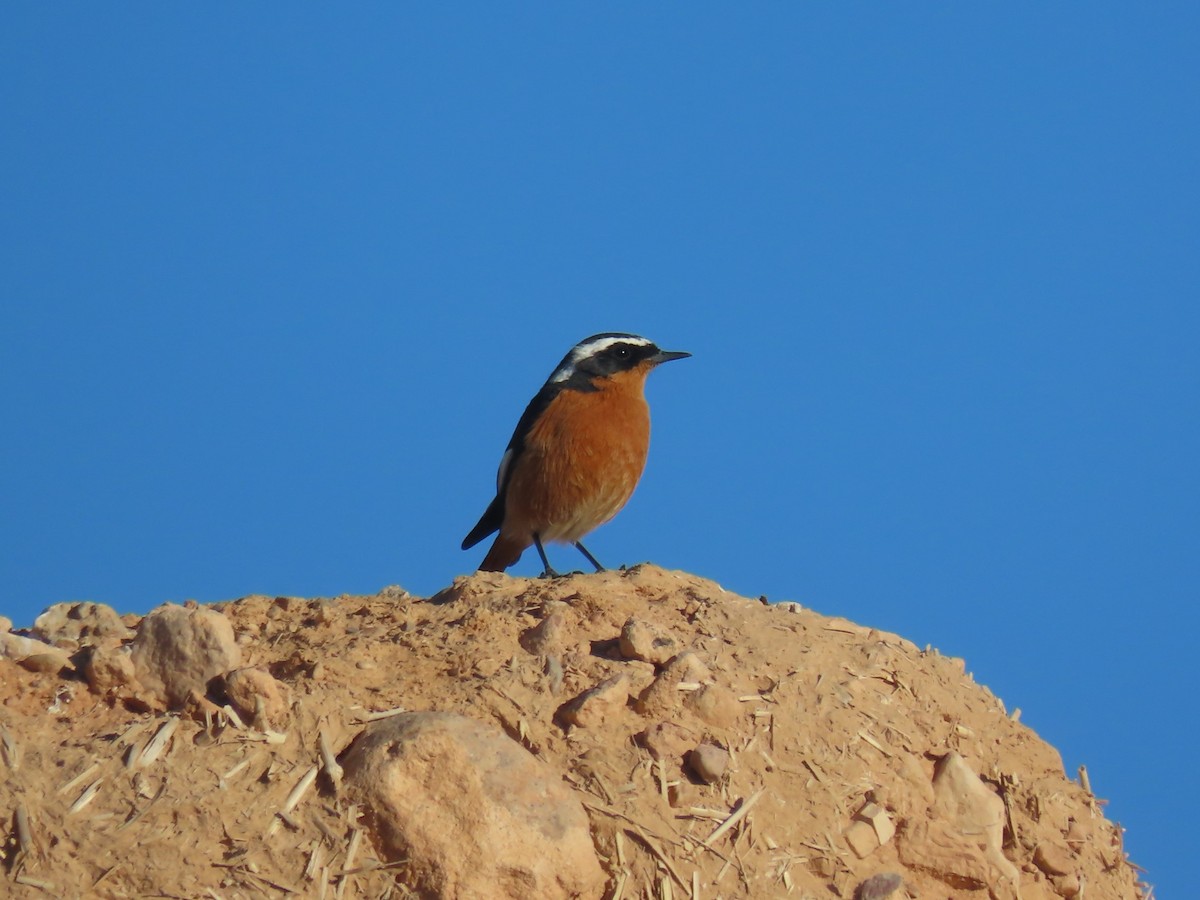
[0,566,1145,899]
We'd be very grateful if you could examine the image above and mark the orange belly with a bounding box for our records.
[501,367,652,545]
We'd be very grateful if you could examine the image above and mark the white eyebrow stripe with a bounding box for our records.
[550,335,653,383]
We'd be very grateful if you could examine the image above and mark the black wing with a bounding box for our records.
[461,380,565,549]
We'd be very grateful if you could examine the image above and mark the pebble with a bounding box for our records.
[687,683,740,728]
[520,610,567,656]
[32,601,131,647]
[341,711,605,899]
[687,742,729,784]
[560,674,629,728]
[224,666,292,729]
[19,651,70,674]
[618,617,678,666]
[856,872,903,900]
[129,604,242,709]
[1033,842,1074,877]
[1,632,57,662]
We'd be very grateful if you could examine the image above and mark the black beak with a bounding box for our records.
[649,349,691,366]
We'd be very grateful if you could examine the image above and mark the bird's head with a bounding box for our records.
[549,333,690,390]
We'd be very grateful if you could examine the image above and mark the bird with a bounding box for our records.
[462,332,690,576]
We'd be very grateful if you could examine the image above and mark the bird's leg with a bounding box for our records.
[533,534,560,578]
[574,541,605,573]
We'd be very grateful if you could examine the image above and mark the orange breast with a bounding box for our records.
[502,364,653,544]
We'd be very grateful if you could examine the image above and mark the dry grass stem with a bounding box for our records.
[627,826,688,892]
[702,790,765,848]
[57,762,101,796]
[67,778,104,815]
[357,706,408,723]
[1,722,20,771]
[318,727,343,788]
[137,717,179,768]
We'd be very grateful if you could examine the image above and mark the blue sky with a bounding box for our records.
[3,5,1196,893]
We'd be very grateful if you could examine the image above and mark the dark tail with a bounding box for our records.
[462,495,504,550]
[479,533,526,572]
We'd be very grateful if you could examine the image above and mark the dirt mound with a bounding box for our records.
[0,566,1144,899]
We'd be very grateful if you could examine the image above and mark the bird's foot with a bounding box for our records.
[573,541,605,573]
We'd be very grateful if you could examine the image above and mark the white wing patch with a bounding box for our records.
[496,447,514,494]
[550,334,652,383]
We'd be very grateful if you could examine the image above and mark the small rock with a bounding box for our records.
[560,674,629,728]
[639,721,698,762]
[810,856,836,878]
[130,604,242,709]
[1033,842,1074,878]
[0,615,11,633]
[0,631,59,662]
[687,683,740,728]
[618,617,679,665]
[520,610,568,656]
[19,651,71,674]
[544,655,564,694]
[856,801,896,847]
[687,743,729,784]
[856,872,903,900]
[33,601,132,648]
[84,644,139,695]
[224,667,291,729]
[844,819,880,858]
[341,711,605,900]
[1064,816,1090,851]
[1052,873,1082,898]
[634,652,711,718]
[671,651,711,682]
[899,751,1020,892]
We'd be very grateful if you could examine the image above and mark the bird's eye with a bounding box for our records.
[614,346,630,358]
